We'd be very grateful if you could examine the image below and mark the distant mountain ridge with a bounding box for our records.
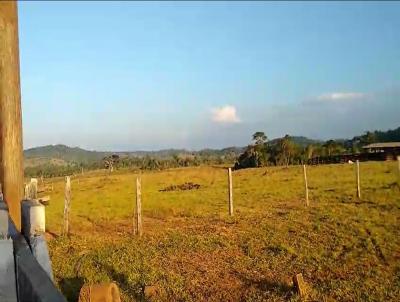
[23,136,318,167]
[23,144,246,166]
[24,144,108,164]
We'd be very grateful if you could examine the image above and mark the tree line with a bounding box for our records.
[24,126,399,177]
[234,126,400,169]
[24,152,238,178]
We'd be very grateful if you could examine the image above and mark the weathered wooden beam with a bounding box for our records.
[0,1,24,231]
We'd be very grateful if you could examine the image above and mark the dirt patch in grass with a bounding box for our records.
[159,182,201,192]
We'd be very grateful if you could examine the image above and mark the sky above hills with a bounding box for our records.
[19,1,400,151]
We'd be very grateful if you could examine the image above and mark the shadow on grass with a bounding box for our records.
[100,263,145,302]
[380,182,400,190]
[237,273,295,299]
[60,265,145,301]
[59,277,84,302]
[343,199,400,211]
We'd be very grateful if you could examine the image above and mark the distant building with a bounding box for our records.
[362,142,400,160]
[309,142,400,165]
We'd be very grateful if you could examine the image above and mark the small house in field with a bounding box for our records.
[362,142,400,160]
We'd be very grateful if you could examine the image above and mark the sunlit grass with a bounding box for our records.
[43,162,400,301]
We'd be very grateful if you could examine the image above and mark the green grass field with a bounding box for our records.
[41,162,400,301]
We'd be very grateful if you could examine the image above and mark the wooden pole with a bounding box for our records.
[228,168,233,216]
[0,1,24,231]
[135,177,142,236]
[24,184,29,199]
[356,160,361,199]
[293,273,307,297]
[397,156,400,176]
[30,178,38,199]
[63,176,71,235]
[303,165,309,206]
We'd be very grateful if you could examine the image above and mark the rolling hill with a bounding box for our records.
[23,144,245,168]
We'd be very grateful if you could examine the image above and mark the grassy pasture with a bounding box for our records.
[42,162,400,301]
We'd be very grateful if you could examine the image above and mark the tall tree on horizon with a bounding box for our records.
[252,132,267,145]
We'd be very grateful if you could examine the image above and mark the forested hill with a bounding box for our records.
[352,126,400,143]
[23,144,246,166]
[24,144,108,164]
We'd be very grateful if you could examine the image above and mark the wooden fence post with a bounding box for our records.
[397,156,400,176]
[24,184,29,199]
[30,178,38,199]
[63,176,71,235]
[303,165,309,206]
[293,273,307,297]
[356,160,361,199]
[135,177,142,236]
[228,168,233,216]
[24,179,38,200]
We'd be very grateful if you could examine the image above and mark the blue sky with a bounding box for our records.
[18,1,400,151]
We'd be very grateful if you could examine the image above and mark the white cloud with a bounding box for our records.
[211,105,241,123]
[317,92,366,101]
